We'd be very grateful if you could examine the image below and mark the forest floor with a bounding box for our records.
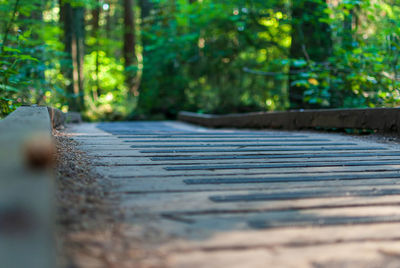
[55,122,400,268]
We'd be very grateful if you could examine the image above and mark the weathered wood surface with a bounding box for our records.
[69,121,400,267]
[178,108,400,132]
[0,107,55,268]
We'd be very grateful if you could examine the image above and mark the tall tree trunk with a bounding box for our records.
[60,1,85,111]
[288,0,332,109]
[105,1,112,40]
[136,0,153,111]
[123,0,137,97]
[92,0,100,100]
[139,0,152,18]
[138,0,153,64]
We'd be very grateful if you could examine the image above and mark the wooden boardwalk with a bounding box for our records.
[69,121,400,267]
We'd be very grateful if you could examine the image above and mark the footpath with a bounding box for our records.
[66,121,400,268]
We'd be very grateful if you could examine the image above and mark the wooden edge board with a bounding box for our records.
[178,108,400,132]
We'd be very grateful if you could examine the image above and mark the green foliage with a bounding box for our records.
[0,0,68,117]
[1,0,400,120]
[83,50,129,120]
[137,0,291,118]
[290,0,400,108]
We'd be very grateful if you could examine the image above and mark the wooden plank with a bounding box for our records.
[141,146,387,153]
[123,138,331,143]
[164,160,400,171]
[166,223,400,267]
[0,107,55,268]
[107,167,400,179]
[178,108,400,132]
[209,188,400,202]
[119,135,311,138]
[151,151,400,161]
[130,142,356,148]
[183,172,400,185]
[93,155,400,166]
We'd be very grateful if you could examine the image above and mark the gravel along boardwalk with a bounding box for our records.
[68,121,400,268]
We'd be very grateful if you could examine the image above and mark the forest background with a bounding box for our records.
[0,0,399,120]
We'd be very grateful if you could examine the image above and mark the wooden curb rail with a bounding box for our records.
[0,106,55,268]
[178,108,400,132]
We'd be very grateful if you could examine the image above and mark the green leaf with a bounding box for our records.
[3,47,21,53]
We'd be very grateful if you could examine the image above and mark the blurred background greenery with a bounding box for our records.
[0,0,399,120]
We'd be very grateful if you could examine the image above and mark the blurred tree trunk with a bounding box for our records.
[139,0,152,20]
[288,0,332,109]
[60,1,85,111]
[136,0,153,112]
[105,1,112,40]
[31,4,47,104]
[123,0,138,97]
[91,0,100,100]
[138,0,153,67]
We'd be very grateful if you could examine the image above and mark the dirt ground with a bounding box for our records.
[54,129,167,268]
